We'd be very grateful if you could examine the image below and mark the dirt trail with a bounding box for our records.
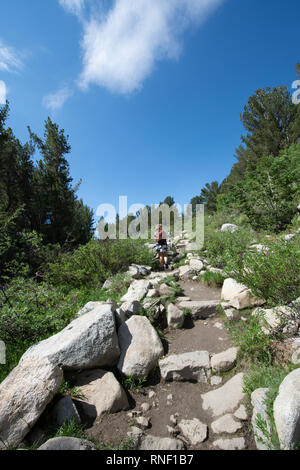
[85,271,256,450]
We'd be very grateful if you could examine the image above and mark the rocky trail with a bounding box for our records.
[81,270,255,451]
[1,229,299,451]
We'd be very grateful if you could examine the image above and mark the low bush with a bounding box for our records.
[226,237,300,307]
[44,239,154,291]
[201,226,254,271]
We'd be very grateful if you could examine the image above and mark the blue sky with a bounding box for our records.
[1,0,299,221]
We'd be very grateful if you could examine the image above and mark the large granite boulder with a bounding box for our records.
[159,351,210,383]
[38,437,97,450]
[73,369,129,420]
[0,356,63,449]
[117,316,164,379]
[21,304,120,370]
[178,300,219,319]
[273,368,300,450]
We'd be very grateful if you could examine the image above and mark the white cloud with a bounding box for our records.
[59,0,85,17]
[0,39,23,73]
[0,80,6,104]
[77,0,224,94]
[43,86,73,111]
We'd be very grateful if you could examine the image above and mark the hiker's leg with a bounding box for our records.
[163,252,169,267]
[159,252,164,267]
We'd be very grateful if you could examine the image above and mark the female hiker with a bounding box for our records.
[154,224,169,270]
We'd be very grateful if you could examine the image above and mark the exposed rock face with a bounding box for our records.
[251,388,271,450]
[0,356,63,449]
[211,347,238,373]
[117,316,164,379]
[201,373,245,418]
[21,304,120,370]
[73,369,129,420]
[178,419,208,445]
[273,368,300,450]
[38,437,97,450]
[167,303,185,329]
[159,351,211,383]
[178,300,219,319]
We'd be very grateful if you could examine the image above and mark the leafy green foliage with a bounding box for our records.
[226,312,274,366]
[45,239,154,291]
[122,375,147,393]
[233,143,300,231]
[191,181,220,214]
[226,237,300,307]
[202,225,253,271]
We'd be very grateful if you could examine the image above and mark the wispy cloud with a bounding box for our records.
[43,86,73,112]
[59,0,85,17]
[0,80,6,104]
[0,39,24,73]
[58,0,224,95]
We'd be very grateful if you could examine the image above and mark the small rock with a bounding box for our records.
[178,419,208,445]
[234,405,248,421]
[220,224,238,233]
[141,403,151,413]
[166,425,177,437]
[211,413,243,434]
[170,414,178,426]
[167,303,185,329]
[211,347,238,373]
[212,438,246,450]
[146,289,159,298]
[210,376,223,386]
[148,391,156,399]
[135,416,150,430]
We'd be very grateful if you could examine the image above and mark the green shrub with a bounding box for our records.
[45,239,154,291]
[0,277,129,382]
[199,270,226,287]
[201,226,254,270]
[226,238,300,307]
[226,313,274,366]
